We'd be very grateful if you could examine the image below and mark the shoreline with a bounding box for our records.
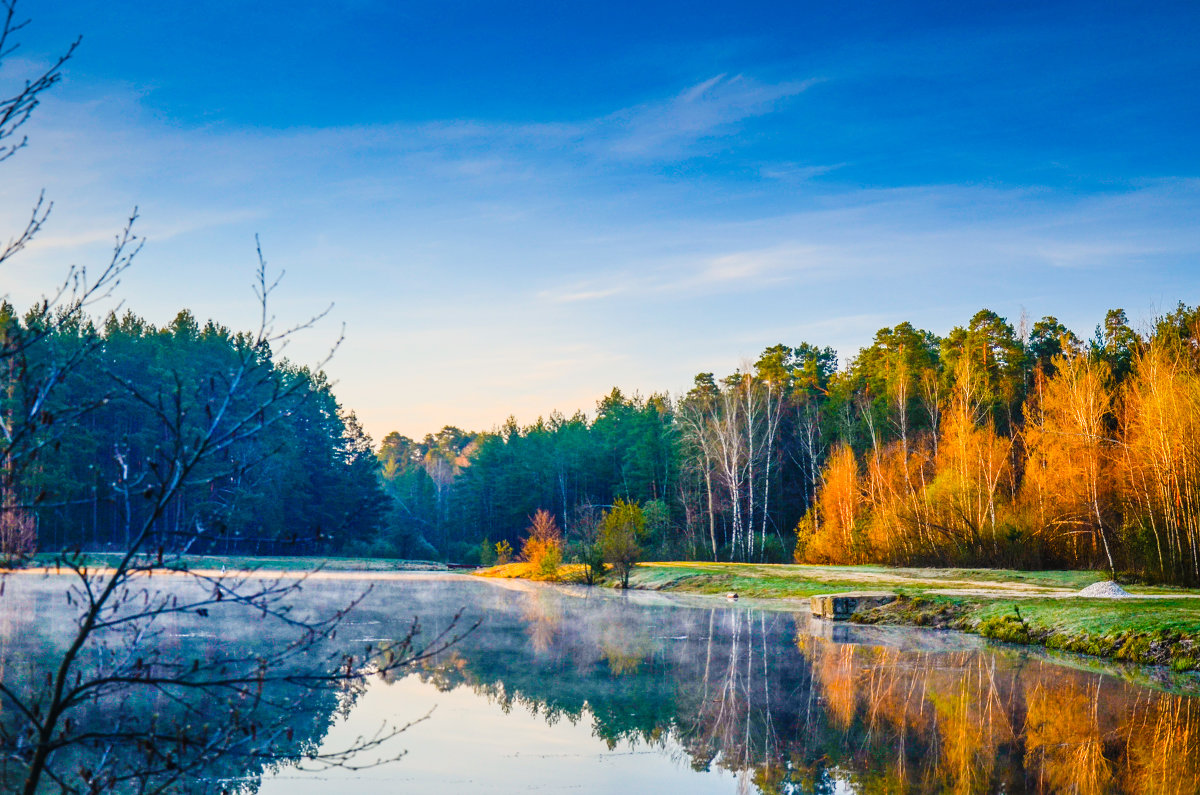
[476,560,1200,672]
[11,553,1200,673]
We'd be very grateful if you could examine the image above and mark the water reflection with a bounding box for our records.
[792,634,1200,794]
[406,583,1200,794]
[0,575,425,794]
[5,574,1200,793]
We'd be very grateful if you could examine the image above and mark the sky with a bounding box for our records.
[2,1,1199,441]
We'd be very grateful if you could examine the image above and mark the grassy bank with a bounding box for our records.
[476,560,1200,671]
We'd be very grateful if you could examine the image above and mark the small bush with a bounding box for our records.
[479,537,497,567]
[600,499,643,588]
[494,540,513,565]
[978,612,1032,645]
[792,515,814,563]
[571,540,606,585]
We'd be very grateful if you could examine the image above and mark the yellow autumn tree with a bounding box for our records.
[926,360,1013,563]
[1119,343,1200,583]
[1021,353,1117,572]
[796,443,868,563]
[863,438,937,564]
[520,509,563,580]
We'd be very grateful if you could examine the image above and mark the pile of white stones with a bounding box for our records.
[1077,580,1132,598]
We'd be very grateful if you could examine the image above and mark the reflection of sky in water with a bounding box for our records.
[260,676,743,794]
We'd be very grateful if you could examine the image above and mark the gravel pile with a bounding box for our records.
[1078,580,1132,598]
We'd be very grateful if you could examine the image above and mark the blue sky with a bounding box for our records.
[4,1,1199,438]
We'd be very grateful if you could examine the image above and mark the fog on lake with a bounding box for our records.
[3,573,1199,793]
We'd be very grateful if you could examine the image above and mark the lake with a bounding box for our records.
[3,572,1200,793]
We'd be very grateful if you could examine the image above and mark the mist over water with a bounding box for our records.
[5,574,1200,793]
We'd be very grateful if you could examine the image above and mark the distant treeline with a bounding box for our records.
[5,306,386,557]
[380,303,1200,585]
[17,300,1200,584]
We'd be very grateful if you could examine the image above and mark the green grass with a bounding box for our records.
[623,561,1120,597]
[970,596,1200,635]
[851,593,1200,670]
[623,563,867,598]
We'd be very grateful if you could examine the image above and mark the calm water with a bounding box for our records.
[4,572,1200,793]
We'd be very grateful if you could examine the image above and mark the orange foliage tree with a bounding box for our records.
[924,361,1013,564]
[1022,353,1117,572]
[520,509,564,580]
[795,444,867,563]
[1118,343,1200,583]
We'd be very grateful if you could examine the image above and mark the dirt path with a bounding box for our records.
[787,568,1074,595]
[652,562,1200,599]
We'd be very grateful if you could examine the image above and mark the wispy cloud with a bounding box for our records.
[533,180,1200,311]
[759,162,845,181]
[594,74,820,159]
[547,285,627,304]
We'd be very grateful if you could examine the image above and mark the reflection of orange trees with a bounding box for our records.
[813,640,858,730]
[1123,694,1200,794]
[795,632,1200,795]
[928,658,1015,795]
[521,590,563,654]
[1024,676,1114,795]
[856,645,934,791]
[363,591,1200,794]
[796,636,1028,794]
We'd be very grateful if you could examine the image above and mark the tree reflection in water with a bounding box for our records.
[414,583,1200,794]
[0,575,462,793]
[789,632,1200,794]
[6,575,1200,793]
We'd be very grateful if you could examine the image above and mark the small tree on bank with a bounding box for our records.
[565,505,605,585]
[601,499,643,588]
[520,509,563,580]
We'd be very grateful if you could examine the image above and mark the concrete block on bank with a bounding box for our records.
[810,591,897,620]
